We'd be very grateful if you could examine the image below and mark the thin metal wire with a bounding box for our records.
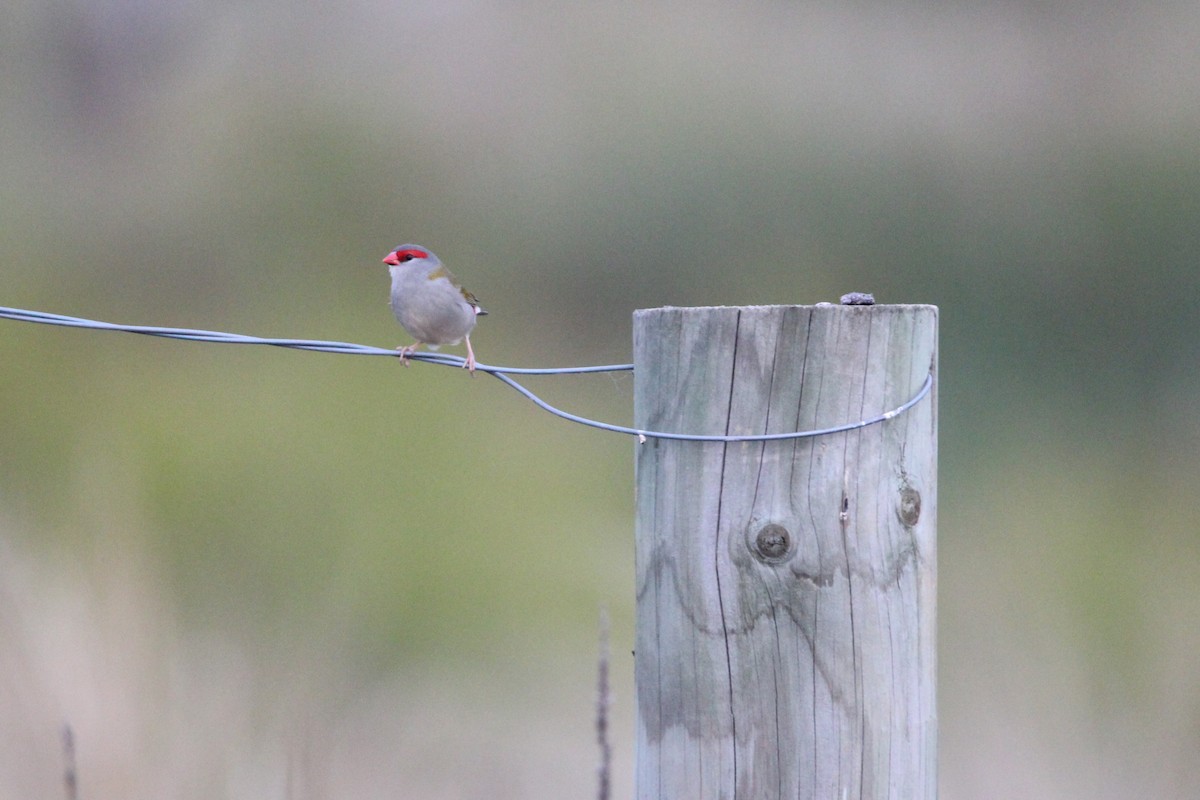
[0,305,932,442]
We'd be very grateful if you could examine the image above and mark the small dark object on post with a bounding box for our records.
[840,291,876,305]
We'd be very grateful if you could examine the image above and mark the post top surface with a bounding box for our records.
[635,303,938,316]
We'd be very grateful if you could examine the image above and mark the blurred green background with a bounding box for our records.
[2,2,1199,798]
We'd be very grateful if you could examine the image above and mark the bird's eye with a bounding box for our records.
[399,253,414,262]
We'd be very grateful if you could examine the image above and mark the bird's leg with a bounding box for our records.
[396,342,422,367]
[463,336,477,374]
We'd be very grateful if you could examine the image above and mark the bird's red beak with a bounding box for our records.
[382,252,400,266]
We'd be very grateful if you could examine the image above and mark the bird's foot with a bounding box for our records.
[396,343,420,367]
[464,338,477,375]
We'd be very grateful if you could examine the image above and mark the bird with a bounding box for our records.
[382,244,487,372]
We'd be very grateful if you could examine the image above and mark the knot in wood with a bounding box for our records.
[751,523,793,564]
[897,485,921,527]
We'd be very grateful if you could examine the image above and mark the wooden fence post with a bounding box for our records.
[633,304,937,799]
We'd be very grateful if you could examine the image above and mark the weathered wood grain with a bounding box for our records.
[634,305,937,800]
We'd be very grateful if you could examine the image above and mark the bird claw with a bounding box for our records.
[396,344,419,367]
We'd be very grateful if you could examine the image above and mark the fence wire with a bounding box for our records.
[0,305,931,442]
